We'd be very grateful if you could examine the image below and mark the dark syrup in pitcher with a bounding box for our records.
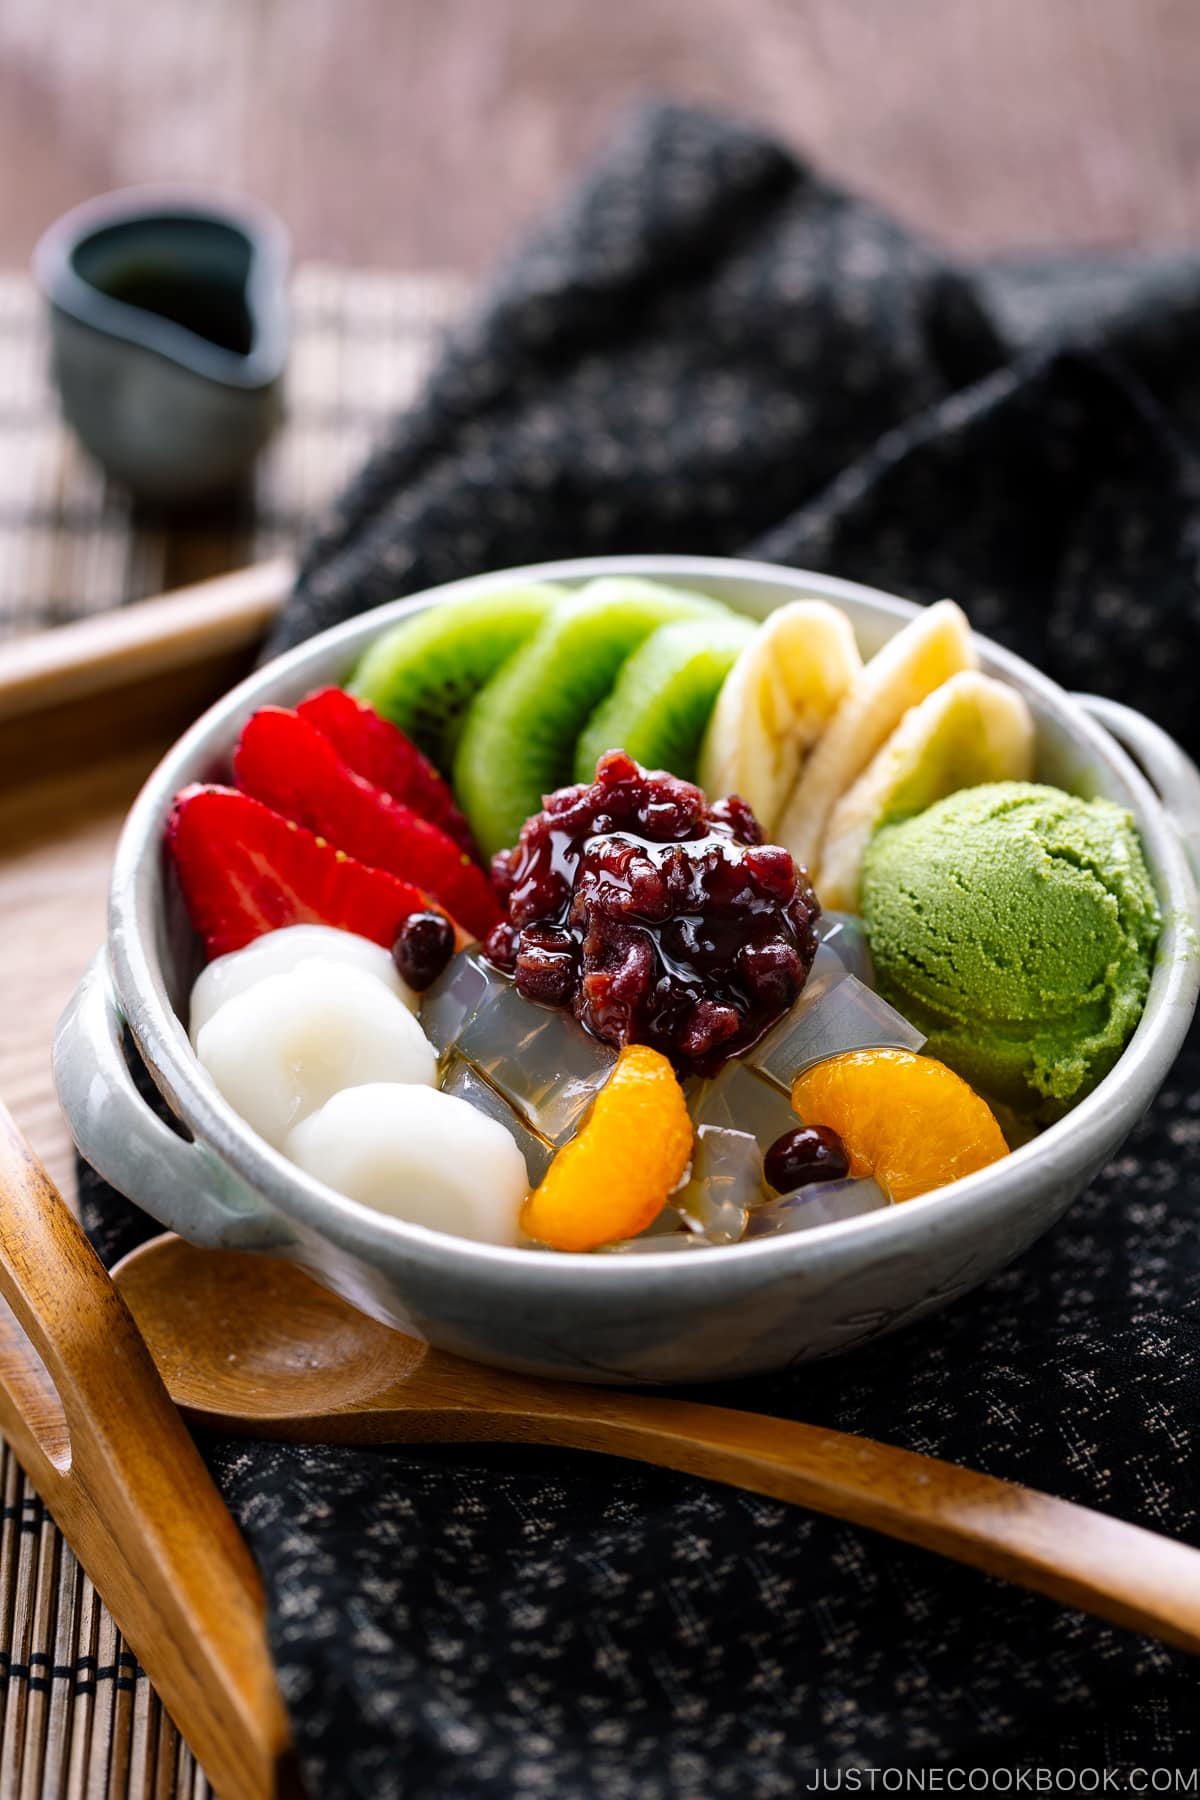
[100,261,253,355]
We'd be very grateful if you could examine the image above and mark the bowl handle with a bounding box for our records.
[1074,694,1200,887]
[54,952,294,1252]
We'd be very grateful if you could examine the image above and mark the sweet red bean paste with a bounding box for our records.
[484,750,820,1069]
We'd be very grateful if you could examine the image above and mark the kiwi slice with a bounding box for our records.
[574,615,755,785]
[349,582,564,773]
[454,577,734,856]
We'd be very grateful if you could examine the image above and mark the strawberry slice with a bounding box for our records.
[234,708,500,940]
[297,686,476,857]
[167,785,455,961]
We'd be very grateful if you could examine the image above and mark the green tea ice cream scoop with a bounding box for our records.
[861,781,1160,1114]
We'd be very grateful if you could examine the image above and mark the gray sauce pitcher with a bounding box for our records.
[33,188,289,504]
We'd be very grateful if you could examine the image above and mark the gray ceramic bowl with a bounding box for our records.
[54,557,1200,1385]
[33,187,288,503]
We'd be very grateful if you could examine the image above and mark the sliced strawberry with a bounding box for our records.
[234,708,500,940]
[297,686,476,857]
[167,785,457,961]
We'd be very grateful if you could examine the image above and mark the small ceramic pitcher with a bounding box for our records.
[33,188,289,504]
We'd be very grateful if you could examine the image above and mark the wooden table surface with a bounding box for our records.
[1,0,1199,273]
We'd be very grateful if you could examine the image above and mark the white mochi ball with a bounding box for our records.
[189,924,417,1045]
[286,1084,528,1246]
[195,959,436,1149]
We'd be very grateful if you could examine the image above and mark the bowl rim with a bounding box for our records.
[107,554,1200,1288]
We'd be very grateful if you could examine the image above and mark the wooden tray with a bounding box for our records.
[0,562,292,1797]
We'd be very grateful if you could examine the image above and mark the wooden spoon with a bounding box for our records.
[0,1107,297,1800]
[115,1232,1200,1657]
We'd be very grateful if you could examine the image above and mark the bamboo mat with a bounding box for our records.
[0,264,466,1797]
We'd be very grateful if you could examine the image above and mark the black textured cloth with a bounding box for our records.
[81,104,1200,1795]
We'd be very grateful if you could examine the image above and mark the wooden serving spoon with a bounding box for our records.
[114,1231,1200,1657]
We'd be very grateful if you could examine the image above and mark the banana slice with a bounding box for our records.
[817,671,1036,911]
[697,600,861,831]
[775,599,976,879]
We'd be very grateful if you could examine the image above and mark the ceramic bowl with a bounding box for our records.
[54,557,1200,1384]
[33,187,288,503]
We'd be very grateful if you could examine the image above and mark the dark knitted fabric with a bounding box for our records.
[82,104,1200,1796]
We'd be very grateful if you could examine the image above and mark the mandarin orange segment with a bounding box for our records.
[521,1044,694,1251]
[790,1047,1008,1204]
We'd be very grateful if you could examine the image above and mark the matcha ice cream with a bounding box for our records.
[861,782,1160,1114]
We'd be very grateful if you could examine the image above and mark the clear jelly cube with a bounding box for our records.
[686,1060,801,1158]
[598,1230,705,1255]
[439,1055,553,1186]
[817,911,875,987]
[674,1124,763,1245]
[420,950,495,1055]
[746,973,925,1095]
[639,1204,689,1236]
[744,1177,890,1238]
[799,937,853,1005]
[454,978,617,1146]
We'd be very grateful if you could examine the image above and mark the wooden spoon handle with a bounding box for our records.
[502,1392,1200,1656]
[177,1363,1200,1658]
[0,1105,296,1799]
[112,1238,1200,1659]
